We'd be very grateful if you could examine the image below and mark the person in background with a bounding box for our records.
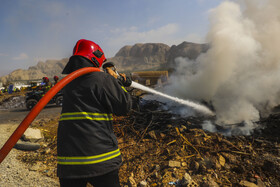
[41,77,52,92]
[57,39,132,187]
[54,75,59,85]
[38,77,52,98]
[7,83,14,94]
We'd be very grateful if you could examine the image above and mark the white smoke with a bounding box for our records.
[202,121,217,133]
[164,0,280,131]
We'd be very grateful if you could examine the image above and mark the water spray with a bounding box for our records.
[102,62,215,116]
[130,81,215,116]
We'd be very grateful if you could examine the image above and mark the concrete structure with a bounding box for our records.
[131,71,169,87]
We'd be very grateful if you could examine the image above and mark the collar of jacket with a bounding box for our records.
[62,55,98,74]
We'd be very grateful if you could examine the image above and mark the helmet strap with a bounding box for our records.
[91,57,100,67]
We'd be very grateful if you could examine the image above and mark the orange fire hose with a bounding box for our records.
[0,67,100,164]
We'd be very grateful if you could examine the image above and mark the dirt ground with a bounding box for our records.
[0,92,279,186]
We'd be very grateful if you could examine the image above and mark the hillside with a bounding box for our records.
[0,41,208,84]
[0,58,69,84]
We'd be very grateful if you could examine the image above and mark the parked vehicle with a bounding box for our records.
[25,90,63,110]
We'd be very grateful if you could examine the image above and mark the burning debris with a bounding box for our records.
[162,0,280,133]
[113,96,280,186]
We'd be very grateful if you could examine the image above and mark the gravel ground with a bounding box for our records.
[0,124,59,187]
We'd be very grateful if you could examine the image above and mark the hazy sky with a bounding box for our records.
[0,0,224,76]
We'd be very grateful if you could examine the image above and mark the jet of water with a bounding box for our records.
[130,81,215,116]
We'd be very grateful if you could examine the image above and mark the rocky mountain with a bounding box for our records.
[109,42,209,72]
[166,42,209,64]
[0,59,69,84]
[0,42,208,84]
[107,43,170,72]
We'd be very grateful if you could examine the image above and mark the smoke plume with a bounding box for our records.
[164,0,280,132]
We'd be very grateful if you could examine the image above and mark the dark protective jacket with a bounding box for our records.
[57,56,132,178]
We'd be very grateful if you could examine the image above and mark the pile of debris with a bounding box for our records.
[115,98,280,186]
[17,96,280,186]
[0,93,25,110]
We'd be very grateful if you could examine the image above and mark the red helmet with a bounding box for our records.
[43,77,49,82]
[54,76,59,81]
[73,39,106,68]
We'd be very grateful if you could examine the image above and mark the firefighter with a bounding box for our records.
[42,77,52,91]
[57,39,132,187]
[53,75,59,85]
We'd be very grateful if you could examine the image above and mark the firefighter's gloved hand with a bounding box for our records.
[105,67,132,87]
[118,73,132,87]
[105,67,118,79]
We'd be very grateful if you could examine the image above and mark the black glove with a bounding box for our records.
[117,75,132,87]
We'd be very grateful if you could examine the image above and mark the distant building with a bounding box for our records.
[131,71,169,87]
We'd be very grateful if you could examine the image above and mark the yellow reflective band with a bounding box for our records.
[61,112,112,116]
[60,117,112,121]
[57,149,121,165]
[121,86,127,92]
[59,112,113,121]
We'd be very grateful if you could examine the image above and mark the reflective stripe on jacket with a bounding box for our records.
[59,112,113,121]
[58,149,121,165]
